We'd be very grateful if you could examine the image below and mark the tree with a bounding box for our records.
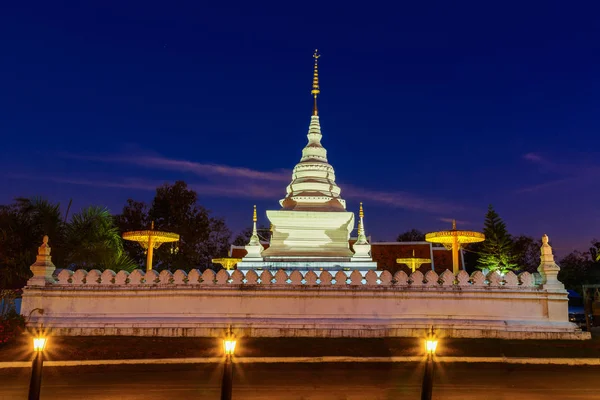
[512,235,541,273]
[0,197,139,288]
[63,206,136,271]
[116,181,231,270]
[396,229,425,242]
[0,197,64,288]
[558,250,599,294]
[589,239,600,263]
[114,199,149,266]
[476,205,518,274]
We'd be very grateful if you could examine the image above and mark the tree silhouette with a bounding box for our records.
[476,205,517,274]
[396,229,425,242]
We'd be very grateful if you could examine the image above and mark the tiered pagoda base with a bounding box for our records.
[236,260,378,271]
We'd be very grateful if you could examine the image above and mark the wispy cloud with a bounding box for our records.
[51,151,463,213]
[519,152,600,193]
[7,173,283,200]
[64,153,290,182]
[7,173,161,191]
[516,178,574,193]
[522,152,545,163]
[342,184,461,214]
[188,182,282,199]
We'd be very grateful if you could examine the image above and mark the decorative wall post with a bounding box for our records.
[537,234,564,291]
[243,205,264,261]
[537,234,569,323]
[352,202,373,261]
[27,236,56,286]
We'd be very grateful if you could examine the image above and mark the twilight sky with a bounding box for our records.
[1,1,599,254]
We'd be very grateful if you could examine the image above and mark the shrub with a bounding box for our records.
[0,310,25,346]
[0,290,25,346]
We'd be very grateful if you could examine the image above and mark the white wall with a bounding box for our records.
[21,268,588,340]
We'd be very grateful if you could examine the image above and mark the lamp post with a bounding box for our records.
[221,336,236,400]
[28,336,47,400]
[421,339,438,400]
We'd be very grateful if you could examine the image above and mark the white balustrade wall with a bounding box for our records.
[21,268,587,339]
[51,268,536,287]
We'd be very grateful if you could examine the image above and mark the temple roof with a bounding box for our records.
[230,241,465,274]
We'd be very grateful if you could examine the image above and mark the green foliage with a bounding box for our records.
[396,229,425,242]
[113,199,149,266]
[0,199,138,288]
[115,181,231,271]
[64,206,136,271]
[1,182,233,287]
[0,290,25,345]
[0,197,64,288]
[0,311,25,346]
[589,240,600,263]
[558,249,600,294]
[476,205,518,274]
[512,235,541,273]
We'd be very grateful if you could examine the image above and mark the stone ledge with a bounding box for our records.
[2,356,600,369]
[27,317,589,340]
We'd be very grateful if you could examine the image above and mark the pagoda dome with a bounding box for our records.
[280,114,346,211]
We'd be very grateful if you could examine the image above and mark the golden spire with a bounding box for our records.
[452,219,457,230]
[357,202,364,235]
[311,49,321,116]
[253,205,257,223]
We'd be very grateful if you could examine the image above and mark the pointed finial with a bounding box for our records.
[38,235,51,256]
[311,49,321,116]
[452,219,456,230]
[253,205,257,223]
[151,221,155,230]
[412,249,415,257]
[357,202,366,238]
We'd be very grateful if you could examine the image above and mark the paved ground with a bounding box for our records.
[2,335,600,362]
[1,363,599,400]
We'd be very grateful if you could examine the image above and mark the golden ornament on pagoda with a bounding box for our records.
[122,222,179,272]
[212,258,242,271]
[396,250,431,273]
[425,220,485,274]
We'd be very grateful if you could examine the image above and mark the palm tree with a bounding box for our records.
[64,206,136,271]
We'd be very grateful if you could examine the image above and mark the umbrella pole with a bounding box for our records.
[452,235,459,275]
[146,236,154,272]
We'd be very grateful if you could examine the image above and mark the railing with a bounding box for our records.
[52,268,538,288]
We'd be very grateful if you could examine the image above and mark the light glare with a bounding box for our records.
[224,339,236,356]
[425,339,437,354]
[33,337,47,352]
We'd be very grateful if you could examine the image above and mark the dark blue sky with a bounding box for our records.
[1,1,599,254]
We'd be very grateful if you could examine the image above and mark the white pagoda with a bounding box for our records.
[238,50,377,271]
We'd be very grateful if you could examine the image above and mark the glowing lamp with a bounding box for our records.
[425,339,438,355]
[33,337,47,352]
[224,339,237,356]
